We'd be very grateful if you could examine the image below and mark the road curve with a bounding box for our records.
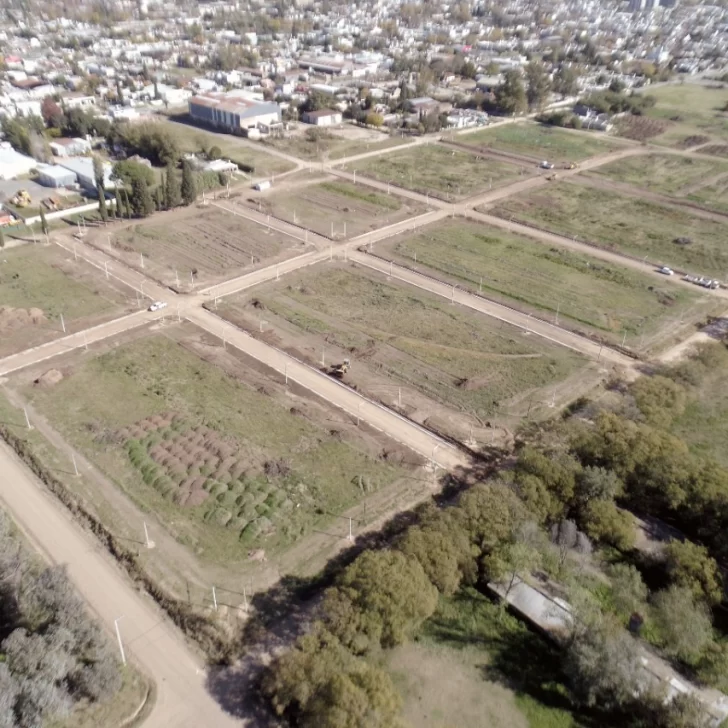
[0,441,242,728]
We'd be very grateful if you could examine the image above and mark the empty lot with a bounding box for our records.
[489,181,728,279]
[457,123,619,163]
[216,263,589,440]
[245,177,429,238]
[343,144,527,201]
[107,206,306,289]
[0,243,133,357]
[378,218,712,351]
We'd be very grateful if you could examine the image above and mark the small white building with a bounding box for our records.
[49,137,91,157]
[0,146,37,180]
[301,108,343,126]
[36,164,77,188]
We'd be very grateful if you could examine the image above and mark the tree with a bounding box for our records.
[323,550,438,653]
[365,112,384,128]
[207,145,222,160]
[41,97,64,129]
[39,207,48,236]
[495,69,527,115]
[608,563,648,618]
[97,186,107,222]
[653,586,713,663]
[551,519,579,568]
[181,160,197,205]
[154,185,165,211]
[581,499,635,550]
[483,539,542,598]
[28,131,51,162]
[525,61,552,111]
[164,163,181,209]
[575,466,623,507]
[564,617,642,709]
[130,177,155,218]
[92,155,105,193]
[123,188,133,219]
[111,160,155,188]
[630,375,686,428]
[553,65,580,98]
[664,541,722,606]
[0,227,5,249]
[114,188,123,219]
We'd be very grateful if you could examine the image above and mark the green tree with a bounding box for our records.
[0,227,5,249]
[164,163,181,209]
[130,177,154,218]
[111,160,155,188]
[553,65,580,97]
[97,187,107,222]
[114,188,123,219]
[39,206,48,235]
[581,499,635,550]
[207,145,222,160]
[575,466,623,507]
[181,160,197,205]
[525,61,552,111]
[92,155,105,193]
[495,69,527,115]
[482,539,542,598]
[664,540,722,606]
[630,375,686,429]
[608,563,648,619]
[365,112,384,127]
[323,550,438,654]
[653,586,713,663]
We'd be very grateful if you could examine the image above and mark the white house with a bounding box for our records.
[301,108,343,126]
[188,91,281,132]
[0,146,37,179]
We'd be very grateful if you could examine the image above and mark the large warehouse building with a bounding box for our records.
[188,92,281,132]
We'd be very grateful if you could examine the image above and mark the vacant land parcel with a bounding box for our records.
[458,123,619,163]
[343,144,525,200]
[0,243,132,357]
[248,178,429,238]
[216,264,587,438]
[108,207,305,288]
[489,181,728,279]
[589,153,728,213]
[634,83,728,148]
[378,219,710,351]
[18,328,412,571]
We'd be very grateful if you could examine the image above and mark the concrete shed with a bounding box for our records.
[36,164,77,188]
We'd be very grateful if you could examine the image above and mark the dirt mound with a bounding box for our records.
[34,369,63,387]
[457,375,492,391]
[699,144,728,158]
[677,135,710,149]
[0,306,47,333]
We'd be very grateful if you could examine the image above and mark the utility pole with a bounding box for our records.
[212,586,218,611]
[347,517,353,542]
[114,617,126,665]
[72,453,79,477]
[60,312,66,333]
[284,363,288,385]
[555,302,560,326]
[104,261,109,279]
[140,253,144,269]
[23,408,32,430]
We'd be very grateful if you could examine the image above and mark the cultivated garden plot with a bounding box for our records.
[17,327,415,570]
[108,206,306,289]
[246,178,430,239]
[215,264,589,441]
[588,153,728,213]
[488,181,728,280]
[377,219,715,352]
[343,144,526,201]
[456,123,620,164]
[0,243,133,358]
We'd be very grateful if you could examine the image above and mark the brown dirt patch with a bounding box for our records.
[0,306,47,333]
[34,369,64,388]
[677,135,710,149]
[700,144,728,158]
[616,115,668,141]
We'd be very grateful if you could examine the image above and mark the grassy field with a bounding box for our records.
[21,333,406,563]
[225,265,586,421]
[262,131,409,161]
[381,219,709,349]
[252,178,427,238]
[387,589,585,728]
[343,144,525,200]
[489,181,728,278]
[589,153,728,211]
[0,244,130,357]
[163,116,296,177]
[109,207,302,288]
[457,123,619,162]
[636,83,728,147]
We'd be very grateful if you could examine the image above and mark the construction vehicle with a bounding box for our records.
[329,358,350,378]
[10,189,31,207]
[546,173,558,182]
[565,162,578,170]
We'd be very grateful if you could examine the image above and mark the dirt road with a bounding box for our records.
[0,441,242,728]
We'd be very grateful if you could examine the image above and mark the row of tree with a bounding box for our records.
[0,510,121,727]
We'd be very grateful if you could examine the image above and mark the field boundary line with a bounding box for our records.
[190,309,464,469]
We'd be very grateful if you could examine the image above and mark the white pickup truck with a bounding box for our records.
[148,301,168,312]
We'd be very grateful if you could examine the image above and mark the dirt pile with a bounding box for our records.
[0,306,47,333]
[34,369,64,387]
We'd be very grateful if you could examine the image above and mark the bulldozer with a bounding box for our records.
[329,358,350,378]
[565,162,578,170]
[10,189,31,207]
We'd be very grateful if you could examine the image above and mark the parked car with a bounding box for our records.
[148,301,168,312]
[658,266,674,276]
[540,161,554,169]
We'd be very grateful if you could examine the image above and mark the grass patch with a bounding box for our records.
[344,144,524,200]
[22,334,405,562]
[590,153,728,211]
[458,123,619,162]
[262,131,407,161]
[636,83,728,148]
[319,181,400,210]
[407,588,588,728]
[384,219,707,348]
[249,266,585,419]
[490,181,728,278]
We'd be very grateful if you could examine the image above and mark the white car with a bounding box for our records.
[148,301,168,312]
[658,266,674,276]
[540,161,554,169]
